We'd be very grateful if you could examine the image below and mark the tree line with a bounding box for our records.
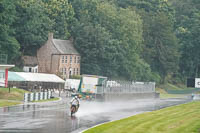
[0,0,199,84]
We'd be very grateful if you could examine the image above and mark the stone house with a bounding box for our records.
[37,33,81,79]
[22,56,38,73]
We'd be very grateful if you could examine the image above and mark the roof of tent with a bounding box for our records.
[0,65,15,69]
[8,71,65,83]
[8,71,25,81]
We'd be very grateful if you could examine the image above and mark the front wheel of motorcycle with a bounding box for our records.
[71,106,76,116]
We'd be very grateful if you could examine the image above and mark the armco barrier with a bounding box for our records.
[165,88,200,94]
[24,91,52,102]
[103,92,159,102]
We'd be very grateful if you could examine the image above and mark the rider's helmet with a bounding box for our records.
[75,96,78,99]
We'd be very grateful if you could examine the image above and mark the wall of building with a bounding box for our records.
[0,69,5,87]
[51,54,60,74]
[37,35,59,73]
[23,66,38,73]
[37,33,81,79]
[58,54,81,79]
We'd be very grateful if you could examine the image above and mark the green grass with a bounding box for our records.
[0,88,29,101]
[0,88,59,107]
[0,100,21,107]
[84,101,200,133]
[0,87,28,107]
[156,84,190,98]
[32,97,59,103]
[159,83,182,90]
[159,93,188,98]
[158,83,194,90]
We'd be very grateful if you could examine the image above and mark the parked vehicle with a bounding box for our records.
[77,75,107,100]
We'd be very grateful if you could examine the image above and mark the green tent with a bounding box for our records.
[8,71,26,81]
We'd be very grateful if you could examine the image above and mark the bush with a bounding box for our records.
[70,75,81,79]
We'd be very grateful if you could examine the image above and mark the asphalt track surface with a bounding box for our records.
[0,95,191,133]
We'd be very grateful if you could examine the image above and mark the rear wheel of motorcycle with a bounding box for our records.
[71,106,76,116]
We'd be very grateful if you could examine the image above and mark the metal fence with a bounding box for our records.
[97,80,155,94]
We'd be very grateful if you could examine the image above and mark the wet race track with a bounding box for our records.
[0,96,191,133]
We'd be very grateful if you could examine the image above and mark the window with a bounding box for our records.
[65,56,67,63]
[64,68,66,75]
[61,68,63,74]
[70,56,72,63]
[62,56,64,63]
[77,56,80,63]
[77,68,79,75]
[29,67,32,72]
[73,68,76,75]
[74,56,76,63]
[0,72,4,79]
[69,70,72,76]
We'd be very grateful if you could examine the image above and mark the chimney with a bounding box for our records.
[48,33,53,40]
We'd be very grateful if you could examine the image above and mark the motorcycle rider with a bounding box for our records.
[70,95,80,113]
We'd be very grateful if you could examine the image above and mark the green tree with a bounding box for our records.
[14,0,52,55]
[71,0,154,80]
[42,0,75,39]
[73,23,120,77]
[142,13,179,83]
[114,0,179,83]
[173,0,200,78]
[0,0,20,63]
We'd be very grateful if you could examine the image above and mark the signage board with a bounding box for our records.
[195,78,200,88]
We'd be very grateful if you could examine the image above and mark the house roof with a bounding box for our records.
[22,56,38,66]
[53,39,80,55]
[8,71,65,83]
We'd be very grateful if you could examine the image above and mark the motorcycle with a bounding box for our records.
[70,104,79,116]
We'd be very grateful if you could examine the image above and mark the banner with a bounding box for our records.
[195,78,200,88]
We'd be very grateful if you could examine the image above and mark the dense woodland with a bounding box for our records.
[0,0,199,84]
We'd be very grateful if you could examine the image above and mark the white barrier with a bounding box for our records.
[40,92,43,100]
[35,92,39,101]
[30,93,34,101]
[24,93,29,102]
[48,91,51,99]
[44,92,47,100]
[24,91,52,102]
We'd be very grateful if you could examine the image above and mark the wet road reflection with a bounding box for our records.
[0,98,191,133]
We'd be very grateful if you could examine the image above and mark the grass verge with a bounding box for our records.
[84,101,200,133]
[0,87,29,101]
[159,93,188,99]
[32,97,59,103]
[156,84,189,99]
[0,100,21,107]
